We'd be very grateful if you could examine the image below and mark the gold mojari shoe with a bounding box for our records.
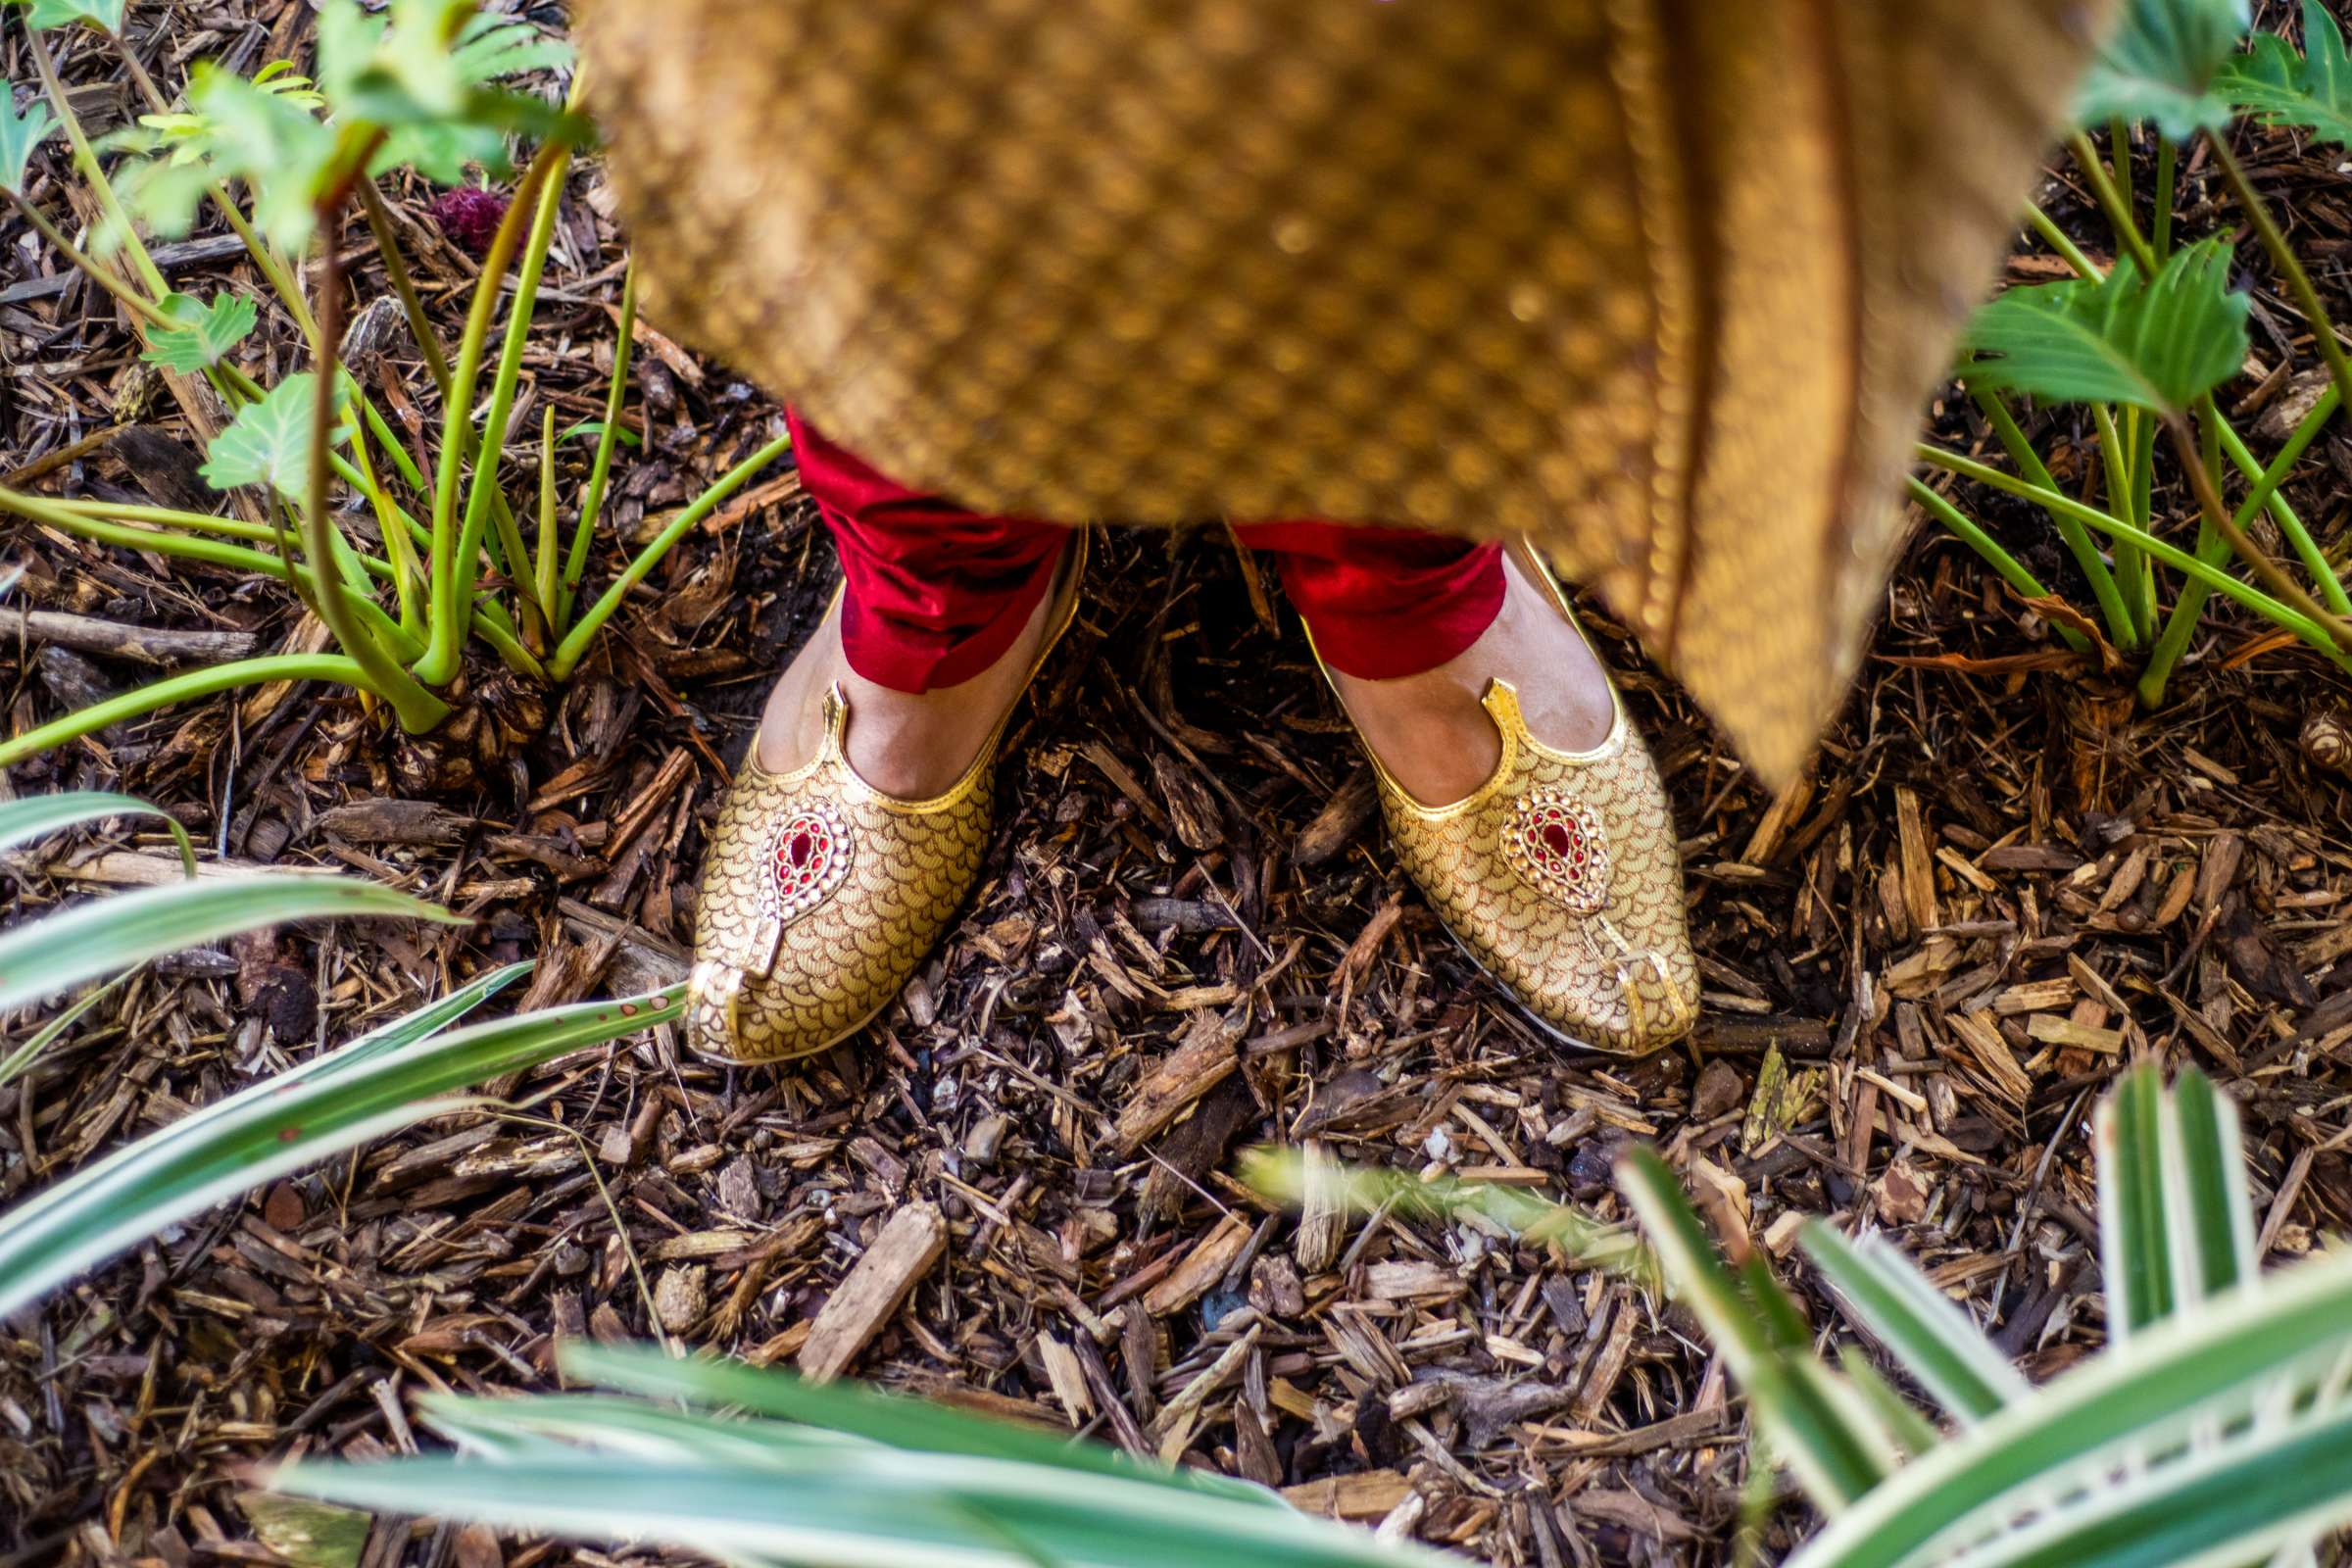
[688,537,1087,1063]
[1335,543,1697,1055]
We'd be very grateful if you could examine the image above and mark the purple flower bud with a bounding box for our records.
[431,187,511,257]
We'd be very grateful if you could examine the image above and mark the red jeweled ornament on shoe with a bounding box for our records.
[763,802,852,922]
[1503,790,1610,914]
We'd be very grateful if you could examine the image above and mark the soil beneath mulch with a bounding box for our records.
[6,5,2352,1566]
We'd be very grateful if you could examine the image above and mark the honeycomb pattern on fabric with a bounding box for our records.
[580,0,2110,783]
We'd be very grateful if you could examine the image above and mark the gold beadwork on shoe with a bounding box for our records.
[689,539,1086,1064]
[1330,543,1697,1054]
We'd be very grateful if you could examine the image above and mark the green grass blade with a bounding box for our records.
[1931,1404,2352,1568]
[1238,1146,1650,1280]
[0,984,682,1319]
[0,791,192,870]
[1617,1146,1893,1510]
[559,1343,1281,1508]
[1802,1222,2031,1425]
[0,875,457,1012]
[1784,1248,2352,1568]
[2097,1063,2175,1338]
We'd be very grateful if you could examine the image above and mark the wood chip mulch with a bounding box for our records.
[4,4,2352,1565]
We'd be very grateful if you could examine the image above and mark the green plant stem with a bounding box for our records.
[2069,130,2159,276]
[356,387,430,495]
[2026,206,2100,278]
[2025,196,2352,616]
[25,27,167,300]
[2090,404,2152,644]
[1971,388,2132,640]
[2221,389,2347,610]
[2153,136,2176,263]
[420,142,563,686]
[1906,477,2091,654]
[0,488,414,655]
[1915,445,2351,665]
[2209,135,2352,423]
[534,404,559,622]
[341,394,424,635]
[357,179,450,401]
[302,220,447,733]
[3,194,175,329]
[550,430,795,680]
[44,495,391,570]
[459,147,570,644]
[563,261,636,628]
[2108,118,2134,229]
[0,654,381,767]
[2162,412,2352,649]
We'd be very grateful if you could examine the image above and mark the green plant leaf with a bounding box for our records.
[202,373,347,501]
[0,91,58,196]
[318,0,574,183]
[112,63,336,251]
[1801,1222,2031,1426]
[2218,0,2352,146]
[0,874,456,1014]
[560,1343,1287,1509]
[8,0,126,31]
[1958,237,2250,415]
[0,981,682,1319]
[1785,1245,2352,1568]
[2156,1066,2255,1302]
[273,1438,1455,1568]
[1616,1146,1895,1511]
[141,291,259,373]
[0,790,192,870]
[2098,1062,2177,1338]
[2075,0,2251,139]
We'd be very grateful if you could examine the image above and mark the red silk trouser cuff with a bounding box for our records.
[787,409,1505,693]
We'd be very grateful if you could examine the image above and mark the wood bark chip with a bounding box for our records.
[1110,1009,1242,1154]
[797,1202,948,1384]
[1141,1212,1250,1317]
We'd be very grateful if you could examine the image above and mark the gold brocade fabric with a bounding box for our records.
[580,0,2110,783]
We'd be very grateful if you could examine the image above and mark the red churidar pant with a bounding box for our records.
[786,410,1504,692]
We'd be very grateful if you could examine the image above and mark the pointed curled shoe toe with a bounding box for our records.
[689,539,1086,1064]
[1338,544,1697,1055]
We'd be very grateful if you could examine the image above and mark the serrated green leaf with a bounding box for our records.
[140,291,258,372]
[2218,1,2352,147]
[2076,0,2251,139]
[1958,237,2250,414]
[318,0,571,183]
[112,63,336,251]
[0,92,57,196]
[202,373,347,501]
[8,0,126,32]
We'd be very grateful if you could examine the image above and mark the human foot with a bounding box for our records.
[1318,541,1695,1054]
[1326,547,1618,806]
[688,535,1086,1065]
[756,543,1075,799]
